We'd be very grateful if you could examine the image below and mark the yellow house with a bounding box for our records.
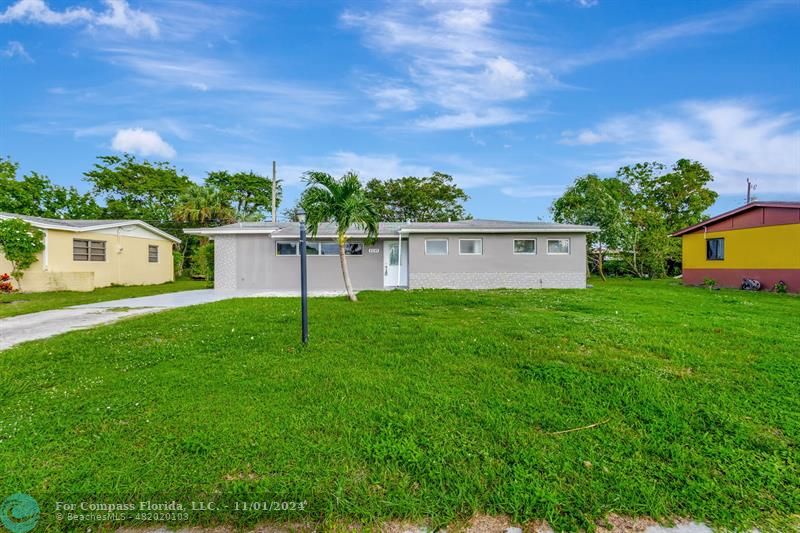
[0,213,180,292]
[672,202,800,292]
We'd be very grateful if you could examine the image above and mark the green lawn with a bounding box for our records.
[0,280,797,531]
[0,279,207,318]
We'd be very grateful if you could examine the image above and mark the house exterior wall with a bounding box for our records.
[217,235,384,292]
[681,223,800,292]
[406,233,588,289]
[0,228,174,292]
[209,232,591,291]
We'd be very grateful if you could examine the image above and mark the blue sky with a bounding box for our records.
[1,0,798,221]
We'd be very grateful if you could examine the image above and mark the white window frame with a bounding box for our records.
[276,240,363,257]
[458,238,483,256]
[546,238,570,255]
[424,239,449,256]
[513,239,537,255]
[148,244,159,263]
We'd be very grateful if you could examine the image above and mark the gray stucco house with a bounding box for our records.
[185,219,598,292]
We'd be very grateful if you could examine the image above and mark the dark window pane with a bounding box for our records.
[345,243,363,255]
[304,242,320,255]
[706,238,724,260]
[276,241,298,255]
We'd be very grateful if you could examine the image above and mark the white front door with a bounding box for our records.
[384,240,408,287]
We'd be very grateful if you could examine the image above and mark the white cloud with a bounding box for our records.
[111,128,176,158]
[342,0,541,129]
[561,1,788,71]
[1,40,32,61]
[0,0,158,38]
[561,100,800,194]
[368,87,418,111]
[416,108,525,130]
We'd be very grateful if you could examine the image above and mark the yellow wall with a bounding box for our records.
[682,223,800,269]
[0,228,175,292]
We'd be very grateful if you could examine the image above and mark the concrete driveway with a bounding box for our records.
[0,290,243,351]
[0,289,346,351]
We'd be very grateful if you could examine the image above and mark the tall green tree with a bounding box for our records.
[617,159,717,277]
[205,170,281,221]
[0,156,101,218]
[364,171,470,222]
[551,174,628,280]
[0,218,45,291]
[302,171,379,302]
[551,159,718,279]
[84,154,191,228]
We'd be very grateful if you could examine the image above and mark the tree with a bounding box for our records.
[364,172,470,222]
[302,171,379,302]
[0,218,45,291]
[0,156,101,218]
[551,160,718,279]
[173,184,236,226]
[84,154,191,228]
[551,174,628,280]
[205,170,281,221]
[617,160,717,277]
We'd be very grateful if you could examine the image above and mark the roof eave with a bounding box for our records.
[183,228,278,236]
[0,214,180,243]
[399,227,599,234]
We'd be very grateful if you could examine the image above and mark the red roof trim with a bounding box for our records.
[671,202,800,237]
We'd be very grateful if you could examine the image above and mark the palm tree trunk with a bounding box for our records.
[338,237,357,302]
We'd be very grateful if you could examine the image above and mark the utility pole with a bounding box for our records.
[746,178,756,204]
[272,160,277,223]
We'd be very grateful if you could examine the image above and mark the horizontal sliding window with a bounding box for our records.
[547,238,570,255]
[459,238,482,255]
[73,239,106,262]
[277,240,363,256]
[514,239,536,254]
[425,239,448,255]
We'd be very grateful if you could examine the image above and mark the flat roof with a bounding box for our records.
[184,219,599,237]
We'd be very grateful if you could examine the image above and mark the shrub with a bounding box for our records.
[773,280,788,294]
[703,277,717,290]
[0,219,45,291]
[190,242,214,281]
[0,273,14,293]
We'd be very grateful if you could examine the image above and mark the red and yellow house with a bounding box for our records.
[672,202,800,292]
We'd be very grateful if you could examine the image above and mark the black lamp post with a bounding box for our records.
[297,208,309,344]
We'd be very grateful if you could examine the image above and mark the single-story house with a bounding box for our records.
[185,219,598,291]
[671,201,800,292]
[0,212,180,292]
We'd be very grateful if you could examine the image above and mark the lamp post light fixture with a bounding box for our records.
[297,208,309,344]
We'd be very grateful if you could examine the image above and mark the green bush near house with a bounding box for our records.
[0,279,797,530]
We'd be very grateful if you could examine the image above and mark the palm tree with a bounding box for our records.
[173,184,236,226]
[302,171,379,302]
[173,185,236,276]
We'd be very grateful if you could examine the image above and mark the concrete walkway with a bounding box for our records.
[0,289,343,351]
